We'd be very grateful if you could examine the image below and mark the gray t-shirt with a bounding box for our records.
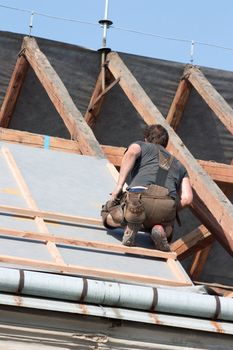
[129,141,188,201]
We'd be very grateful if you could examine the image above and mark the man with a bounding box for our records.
[101,124,193,251]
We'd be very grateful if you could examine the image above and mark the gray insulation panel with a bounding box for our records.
[0,142,189,285]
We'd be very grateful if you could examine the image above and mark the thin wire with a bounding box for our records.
[0,4,31,13]
[34,11,99,27]
[112,25,191,43]
[1,3,233,52]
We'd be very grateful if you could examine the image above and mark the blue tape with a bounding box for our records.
[44,135,50,150]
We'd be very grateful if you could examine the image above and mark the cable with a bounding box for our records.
[34,12,99,27]
[112,25,191,43]
[0,3,233,53]
[0,4,31,13]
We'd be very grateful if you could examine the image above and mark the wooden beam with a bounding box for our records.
[0,52,29,127]
[1,146,64,264]
[22,36,104,157]
[170,225,214,260]
[101,144,126,167]
[84,71,103,128]
[198,160,233,184]
[84,72,119,129]
[194,281,233,297]
[0,127,82,154]
[0,254,191,286]
[187,66,233,135]
[107,52,233,255]
[101,145,233,186]
[0,204,103,227]
[189,244,213,280]
[166,77,192,130]
[0,226,177,260]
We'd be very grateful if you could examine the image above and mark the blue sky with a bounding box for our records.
[0,0,233,71]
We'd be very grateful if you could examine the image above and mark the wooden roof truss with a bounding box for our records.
[0,36,232,292]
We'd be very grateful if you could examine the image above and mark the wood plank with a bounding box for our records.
[0,53,29,127]
[194,281,233,297]
[107,52,233,256]
[0,204,103,227]
[198,160,233,184]
[22,36,104,157]
[170,225,214,260]
[189,244,212,280]
[101,144,126,167]
[0,226,177,260]
[1,146,64,264]
[102,145,233,185]
[166,77,192,130]
[0,127,82,154]
[0,254,191,286]
[187,66,233,135]
[166,258,190,283]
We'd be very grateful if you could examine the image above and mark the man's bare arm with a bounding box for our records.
[178,177,193,210]
[111,143,141,200]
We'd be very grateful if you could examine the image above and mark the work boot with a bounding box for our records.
[122,223,141,246]
[151,225,170,252]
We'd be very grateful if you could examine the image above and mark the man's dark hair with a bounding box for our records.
[144,124,169,147]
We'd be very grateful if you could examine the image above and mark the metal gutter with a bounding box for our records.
[0,292,232,335]
[0,266,233,322]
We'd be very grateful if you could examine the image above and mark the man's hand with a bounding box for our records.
[110,143,141,202]
[110,185,123,201]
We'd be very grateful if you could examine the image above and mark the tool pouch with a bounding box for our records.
[124,192,146,224]
[104,199,125,225]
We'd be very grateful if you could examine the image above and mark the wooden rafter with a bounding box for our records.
[166,75,192,130]
[187,66,233,135]
[107,52,233,256]
[189,244,213,280]
[0,51,29,127]
[170,225,214,260]
[22,36,104,157]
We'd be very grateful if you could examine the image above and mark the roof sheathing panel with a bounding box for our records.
[0,142,191,287]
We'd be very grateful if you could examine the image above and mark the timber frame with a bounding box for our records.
[0,36,233,292]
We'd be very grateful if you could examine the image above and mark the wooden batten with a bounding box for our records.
[101,144,126,167]
[107,52,233,256]
[187,66,233,135]
[101,145,233,187]
[0,53,29,127]
[0,226,176,261]
[0,127,82,153]
[22,36,104,157]
[166,77,192,130]
[170,225,214,260]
